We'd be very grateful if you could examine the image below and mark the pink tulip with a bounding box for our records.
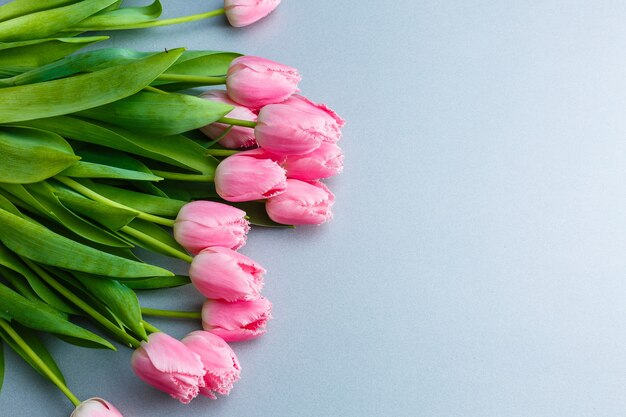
[283,142,344,180]
[265,179,334,225]
[173,201,249,254]
[224,0,281,27]
[284,94,345,132]
[199,90,257,149]
[181,331,241,399]
[202,297,272,342]
[71,398,123,417]
[226,56,300,108]
[131,332,206,404]
[215,149,287,202]
[190,247,265,301]
[255,101,342,156]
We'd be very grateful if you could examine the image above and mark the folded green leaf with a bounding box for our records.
[120,274,190,290]
[60,161,162,181]
[0,126,79,184]
[74,272,146,339]
[0,48,184,124]
[154,50,240,90]
[0,283,114,349]
[0,0,119,42]
[76,91,233,136]
[70,0,162,30]
[0,37,108,69]
[0,207,173,278]
[15,116,217,174]
[0,0,79,23]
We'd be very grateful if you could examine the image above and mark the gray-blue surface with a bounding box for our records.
[2,0,626,416]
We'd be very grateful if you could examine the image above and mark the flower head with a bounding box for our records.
[190,247,265,301]
[202,297,272,342]
[283,142,344,180]
[131,333,206,404]
[71,398,123,417]
[224,0,281,28]
[200,90,257,149]
[174,201,249,254]
[215,149,287,202]
[181,331,241,399]
[265,179,334,225]
[226,56,300,108]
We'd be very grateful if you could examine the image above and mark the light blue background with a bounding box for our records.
[2,1,626,416]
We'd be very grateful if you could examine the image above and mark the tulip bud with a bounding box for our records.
[173,201,249,254]
[224,0,281,27]
[255,101,342,156]
[131,333,206,404]
[226,56,300,108]
[202,297,272,342]
[215,149,287,202]
[181,331,241,399]
[283,142,344,180]
[265,179,334,225]
[284,94,345,132]
[71,398,123,417]
[199,90,257,149]
[190,247,265,301]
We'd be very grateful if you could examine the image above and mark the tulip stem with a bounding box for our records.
[141,307,202,320]
[0,318,81,407]
[151,170,214,182]
[22,259,142,349]
[121,226,193,263]
[218,117,257,128]
[156,74,226,85]
[64,8,226,31]
[54,176,176,227]
[205,149,239,157]
[141,320,161,334]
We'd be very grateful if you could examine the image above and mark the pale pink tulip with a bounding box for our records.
[265,179,334,225]
[284,94,345,132]
[190,247,265,301]
[71,398,123,417]
[202,297,272,342]
[199,90,257,149]
[131,333,206,404]
[224,0,281,27]
[255,102,341,156]
[173,201,249,254]
[283,142,344,180]
[226,56,300,108]
[181,331,241,399]
[215,149,287,202]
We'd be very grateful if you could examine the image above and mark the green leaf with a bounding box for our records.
[73,179,186,217]
[0,126,79,184]
[74,272,146,339]
[0,283,114,349]
[0,37,109,69]
[0,48,184,124]
[0,207,173,278]
[154,50,240,90]
[15,116,217,174]
[0,0,119,42]
[76,91,233,136]
[60,161,162,181]
[122,218,186,258]
[50,184,138,231]
[71,0,162,30]
[0,0,79,23]
[231,202,295,228]
[120,274,190,290]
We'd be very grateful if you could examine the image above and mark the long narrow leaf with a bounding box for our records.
[71,0,162,30]
[0,37,109,68]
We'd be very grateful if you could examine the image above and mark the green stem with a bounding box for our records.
[218,117,257,128]
[205,149,239,157]
[23,260,142,348]
[151,170,214,182]
[142,320,161,334]
[67,8,226,31]
[54,176,175,227]
[141,307,201,320]
[143,85,169,94]
[121,226,193,263]
[157,74,226,85]
[0,318,81,406]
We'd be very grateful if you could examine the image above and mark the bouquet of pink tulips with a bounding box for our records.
[0,12,343,417]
